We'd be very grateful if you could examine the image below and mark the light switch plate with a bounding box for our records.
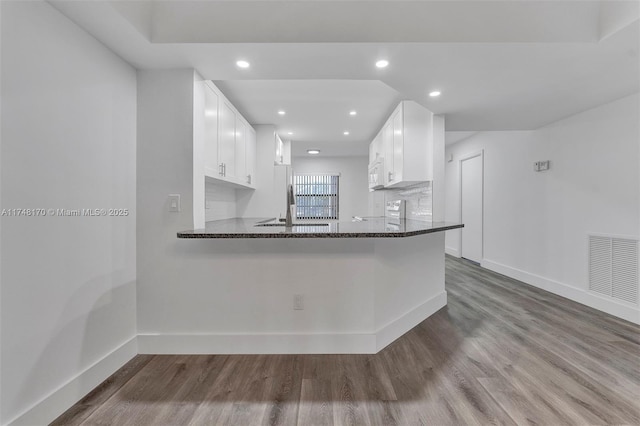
[168,194,181,212]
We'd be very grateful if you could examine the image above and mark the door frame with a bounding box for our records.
[458,149,484,262]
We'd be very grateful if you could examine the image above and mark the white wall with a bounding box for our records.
[139,87,426,353]
[381,182,433,221]
[193,76,239,224]
[192,74,206,229]
[204,182,237,221]
[432,115,446,221]
[237,125,288,219]
[445,93,639,323]
[137,69,197,337]
[0,2,137,424]
[0,2,4,420]
[137,234,447,355]
[292,156,369,220]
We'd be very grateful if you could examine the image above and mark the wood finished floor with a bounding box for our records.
[52,256,640,426]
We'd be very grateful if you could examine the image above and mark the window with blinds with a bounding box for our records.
[294,174,339,220]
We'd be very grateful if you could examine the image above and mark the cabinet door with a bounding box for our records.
[219,100,236,178]
[392,108,404,183]
[245,126,256,185]
[204,85,219,175]
[369,140,375,164]
[369,132,382,164]
[235,118,246,181]
[281,139,291,165]
[383,121,394,184]
[274,134,284,165]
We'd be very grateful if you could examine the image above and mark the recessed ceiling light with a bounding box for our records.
[236,60,250,69]
[343,131,350,135]
[375,59,389,68]
[287,132,293,135]
[349,111,357,116]
[278,110,286,115]
[429,91,441,97]
[307,149,320,155]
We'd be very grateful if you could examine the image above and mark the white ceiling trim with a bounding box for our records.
[48,0,640,140]
[148,1,601,43]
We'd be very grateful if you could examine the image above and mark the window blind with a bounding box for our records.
[294,174,339,220]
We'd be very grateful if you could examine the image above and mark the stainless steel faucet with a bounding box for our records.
[285,183,295,228]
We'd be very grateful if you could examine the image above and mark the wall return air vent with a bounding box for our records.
[588,235,639,304]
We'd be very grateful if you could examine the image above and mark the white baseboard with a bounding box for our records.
[375,291,447,352]
[445,246,460,257]
[482,259,639,325]
[6,295,448,424]
[138,332,377,354]
[138,292,448,355]
[8,337,138,426]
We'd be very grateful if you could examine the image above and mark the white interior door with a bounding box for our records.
[460,153,483,263]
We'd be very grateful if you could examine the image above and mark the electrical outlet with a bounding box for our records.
[293,294,304,310]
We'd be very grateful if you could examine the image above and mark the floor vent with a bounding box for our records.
[588,235,639,304]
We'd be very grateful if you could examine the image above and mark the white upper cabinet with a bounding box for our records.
[282,138,291,165]
[383,120,394,185]
[370,101,434,189]
[202,81,256,189]
[274,133,291,166]
[275,134,283,164]
[369,132,382,164]
[392,106,404,184]
[234,117,246,181]
[203,85,219,177]
[245,126,256,186]
[218,100,236,179]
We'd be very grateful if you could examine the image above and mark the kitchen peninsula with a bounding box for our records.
[167,218,463,355]
[178,217,462,238]
[134,78,460,356]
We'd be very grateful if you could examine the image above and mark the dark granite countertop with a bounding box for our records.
[177,218,463,239]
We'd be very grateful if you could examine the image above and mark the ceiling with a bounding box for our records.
[49,0,640,156]
[214,80,402,156]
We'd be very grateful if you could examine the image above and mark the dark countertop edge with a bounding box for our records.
[177,224,464,239]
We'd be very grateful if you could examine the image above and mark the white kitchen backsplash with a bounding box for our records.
[205,182,237,222]
[370,182,433,222]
